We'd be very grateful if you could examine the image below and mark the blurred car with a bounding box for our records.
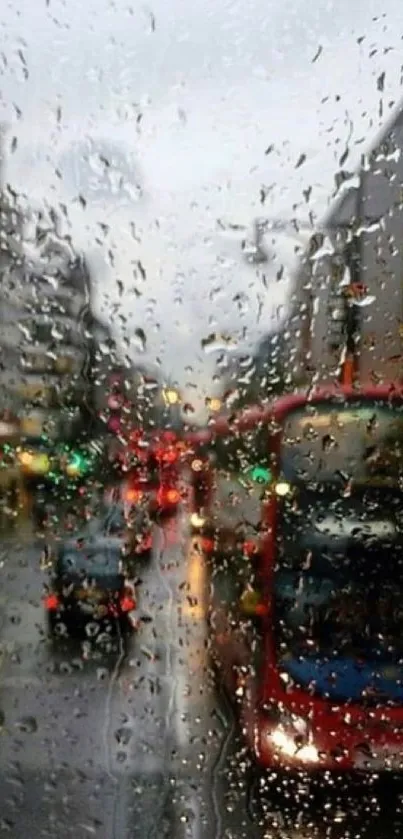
[41,494,152,568]
[210,385,403,777]
[148,430,183,516]
[115,430,183,518]
[43,535,139,636]
[93,499,153,560]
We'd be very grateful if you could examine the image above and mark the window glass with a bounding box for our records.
[59,545,121,577]
[211,423,272,483]
[281,400,403,485]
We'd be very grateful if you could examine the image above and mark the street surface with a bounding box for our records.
[0,510,402,838]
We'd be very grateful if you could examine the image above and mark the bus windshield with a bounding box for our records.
[280,399,403,487]
[274,489,403,702]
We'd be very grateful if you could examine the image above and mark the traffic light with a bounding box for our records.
[248,465,272,484]
[65,451,89,478]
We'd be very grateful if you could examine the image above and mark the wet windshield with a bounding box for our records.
[3,0,403,833]
[281,400,403,486]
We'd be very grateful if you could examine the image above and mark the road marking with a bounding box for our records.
[181,540,207,621]
[170,532,211,749]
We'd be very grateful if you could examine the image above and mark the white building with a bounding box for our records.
[289,101,403,387]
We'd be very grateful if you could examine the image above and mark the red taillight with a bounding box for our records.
[243,540,257,557]
[155,446,178,465]
[201,537,215,553]
[139,533,152,551]
[125,488,143,504]
[108,416,121,433]
[166,488,180,504]
[120,594,136,613]
[158,487,180,506]
[44,593,59,611]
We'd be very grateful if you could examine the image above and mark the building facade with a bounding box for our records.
[0,196,100,439]
[0,170,184,440]
[289,101,403,387]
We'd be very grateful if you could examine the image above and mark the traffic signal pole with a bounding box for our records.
[339,282,373,386]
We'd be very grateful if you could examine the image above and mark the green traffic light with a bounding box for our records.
[248,465,272,484]
[67,451,89,475]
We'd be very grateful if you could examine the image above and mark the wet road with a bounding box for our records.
[0,512,256,839]
[0,513,403,838]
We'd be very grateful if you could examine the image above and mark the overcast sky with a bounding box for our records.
[1,0,403,419]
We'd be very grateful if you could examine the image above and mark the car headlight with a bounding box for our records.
[264,709,319,764]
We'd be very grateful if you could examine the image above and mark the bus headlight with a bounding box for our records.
[190,512,206,529]
[270,729,319,763]
[274,481,291,497]
[264,713,319,763]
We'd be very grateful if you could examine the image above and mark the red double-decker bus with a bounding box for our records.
[205,382,403,776]
[187,270,403,774]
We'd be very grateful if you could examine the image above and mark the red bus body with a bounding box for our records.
[208,383,403,774]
